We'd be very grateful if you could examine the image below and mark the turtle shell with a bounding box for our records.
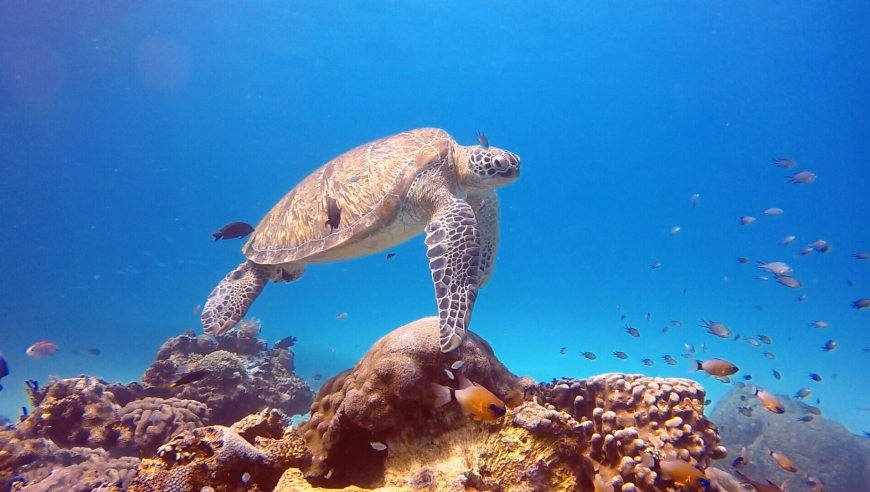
[243,128,455,265]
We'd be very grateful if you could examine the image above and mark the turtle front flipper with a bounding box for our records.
[425,196,481,353]
[201,260,270,335]
[467,190,500,288]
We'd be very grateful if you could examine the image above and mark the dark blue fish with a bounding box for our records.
[325,196,341,231]
[213,221,254,241]
[273,336,297,350]
[0,353,8,392]
[170,369,209,388]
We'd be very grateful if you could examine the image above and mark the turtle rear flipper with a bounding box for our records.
[201,261,271,335]
[425,196,481,353]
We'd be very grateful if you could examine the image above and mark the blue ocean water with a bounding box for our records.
[0,0,868,439]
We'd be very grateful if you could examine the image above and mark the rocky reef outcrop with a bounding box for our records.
[1,317,729,491]
[142,326,314,424]
[711,385,870,492]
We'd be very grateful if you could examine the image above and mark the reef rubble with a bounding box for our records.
[1,317,731,491]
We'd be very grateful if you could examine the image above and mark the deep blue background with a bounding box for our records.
[1,2,868,432]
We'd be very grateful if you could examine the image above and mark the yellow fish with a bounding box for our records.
[431,376,506,421]
[754,387,785,414]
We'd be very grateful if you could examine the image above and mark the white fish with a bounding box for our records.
[780,235,795,246]
[370,441,387,451]
[787,171,816,183]
[740,216,755,226]
[775,275,802,289]
[690,193,700,206]
[760,208,783,216]
[670,226,681,235]
[444,369,455,380]
[757,261,792,276]
[347,175,360,183]
[451,361,465,370]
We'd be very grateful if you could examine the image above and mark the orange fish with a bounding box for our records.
[734,470,785,492]
[691,358,738,377]
[754,387,785,414]
[658,458,710,490]
[767,448,797,472]
[431,375,506,421]
[26,340,58,359]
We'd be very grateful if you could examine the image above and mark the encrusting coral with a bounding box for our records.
[118,397,212,457]
[128,409,310,492]
[142,329,314,424]
[294,316,725,491]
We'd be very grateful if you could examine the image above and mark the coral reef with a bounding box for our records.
[296,317,723,491]
[142,330,314,424]
[128,412,310,492]
[297,316,536,482]
[711,386,870,492]
[118,397,212,457]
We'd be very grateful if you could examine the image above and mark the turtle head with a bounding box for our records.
[457,145,521,190]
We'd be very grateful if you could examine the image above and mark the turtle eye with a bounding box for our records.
[493,156,509,172]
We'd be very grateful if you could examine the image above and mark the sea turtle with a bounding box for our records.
[201,128,521,352]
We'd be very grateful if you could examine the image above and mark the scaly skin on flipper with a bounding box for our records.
[467,190,499,288]
[201,261,272,335]
[426,195,481,353]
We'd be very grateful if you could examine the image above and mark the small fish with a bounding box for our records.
[193,304,201,315]
[794,387,811,399]
[444,369,455,380]
[853,298,870,309]
[26,341,58,359]
[740,216,756,226]
[796,295,807,302]
[313,373,323,381]
[732,446,750,469]
[734,382,746,389]
[700,343,707,352]
[170,369,209,388]
[645,312,651,321]
[212,221,254,241]
[762,351,775,360]
[649,262,661,269]
[658,458,710,489]
[737,257,749,264]
[780,235,796,246]
[810,320,829,329]
[772,157,795,168]
[853,252,870,260]
[772,370,781,380]
[760,207,784,216]
[370,441,387,451]
[476,130,489,149]
[682,353,694,359]
[797,415,814,422]
[670,226,681,235]
[559,347,567,355]
[809,373,823,382]
[768,449,797,473]
[744,337,760,347]
[620,314,627,320]
[325,196,342,231]
[685,343,695,354]
[336,312,347,320]
[798,246,814,256]
[821,340,836,352]
[662,355,677,365]
[804,405,822,415]
[624,325,640,338]
[734,471,785,492]
[431,375,505,420]
[787,170,816,183]
[641,358,653,366]
[755,387,785,414]
[0,353,8,391]
[738,405,753,417]
[386,253,396,259]
[85,348,100,356]
[241,471,251,483]
[754,305,764,311]
[661,326,669,333]
[580,351,597,360]
[775,275,802,289]
[690,193,700,206]
[671,320,682,327]
[692,358,739,377]
[743,375,753,381]
[757,261,792,276]
[613,351,628,360]
[346,175,360,184]
[451,361,465,370]
[704,399,711,406]
[273,336,297,350]
[700,319,732,338]
[757,275,769,281]
[758,334,772,344]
